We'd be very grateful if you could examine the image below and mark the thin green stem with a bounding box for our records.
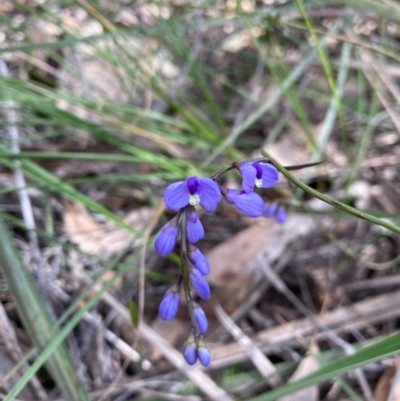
[262,151,400,235]
[179,208,192,306]
[180,208,199,331]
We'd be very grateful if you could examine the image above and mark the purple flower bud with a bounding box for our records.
[263,203,278,217]
[183,335,198,365]
[188,246,210,276]
[154,224,179,256]
[275,206,287,224]
[224,189,265,218]
[159,289,180,320]
[190,269,211,300]
[197,341,211,367]
[192,303,208,333]
[187,211,204,243]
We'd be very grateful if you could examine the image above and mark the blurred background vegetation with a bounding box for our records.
[2,0,400,400]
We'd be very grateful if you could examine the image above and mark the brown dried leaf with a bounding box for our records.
[374,367,395,401]
[63,203,153,256]
[207,222,276,310]
[207,214,316,310]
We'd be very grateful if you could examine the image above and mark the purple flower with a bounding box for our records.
[197,341,211,367]
[188,246,210,276]
[239,162,279,193]
[192,303,208,333]
[183,336,198,365]
[159,289,180,320]
[187,210,204,243]
[224,189,265,218]
[190,268,211,300]
[164,176,221,212]
[154,224,179,256]
[276,206,287,224]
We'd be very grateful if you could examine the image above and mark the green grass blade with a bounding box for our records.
[312,41,351,160]
[0,217,90,401]
[0,146,144,237]
[2,244,139,401]
[248,332,400,401]
[202,22,341,166]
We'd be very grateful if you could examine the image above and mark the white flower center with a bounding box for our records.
[255,178,263,188]
[189,194,200,205]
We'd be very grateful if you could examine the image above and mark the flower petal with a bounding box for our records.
[233,192,265,218]
[240,164,257,193]
[261,164,279,188]
[224,189,241,205]
[164,181,190,210]
[187,210,198,223]
[187,216,204,243]
[198,177,221,213]
[190,269,211,300]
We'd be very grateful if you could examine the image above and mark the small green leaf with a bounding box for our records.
[128,299,140,328]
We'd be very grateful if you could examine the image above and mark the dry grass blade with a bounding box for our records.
[211,291,400,369]
[357,50,400,134]
[0,302,47,400]
[213,302,280,386]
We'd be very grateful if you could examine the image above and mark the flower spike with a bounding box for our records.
[155,158,291,365]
